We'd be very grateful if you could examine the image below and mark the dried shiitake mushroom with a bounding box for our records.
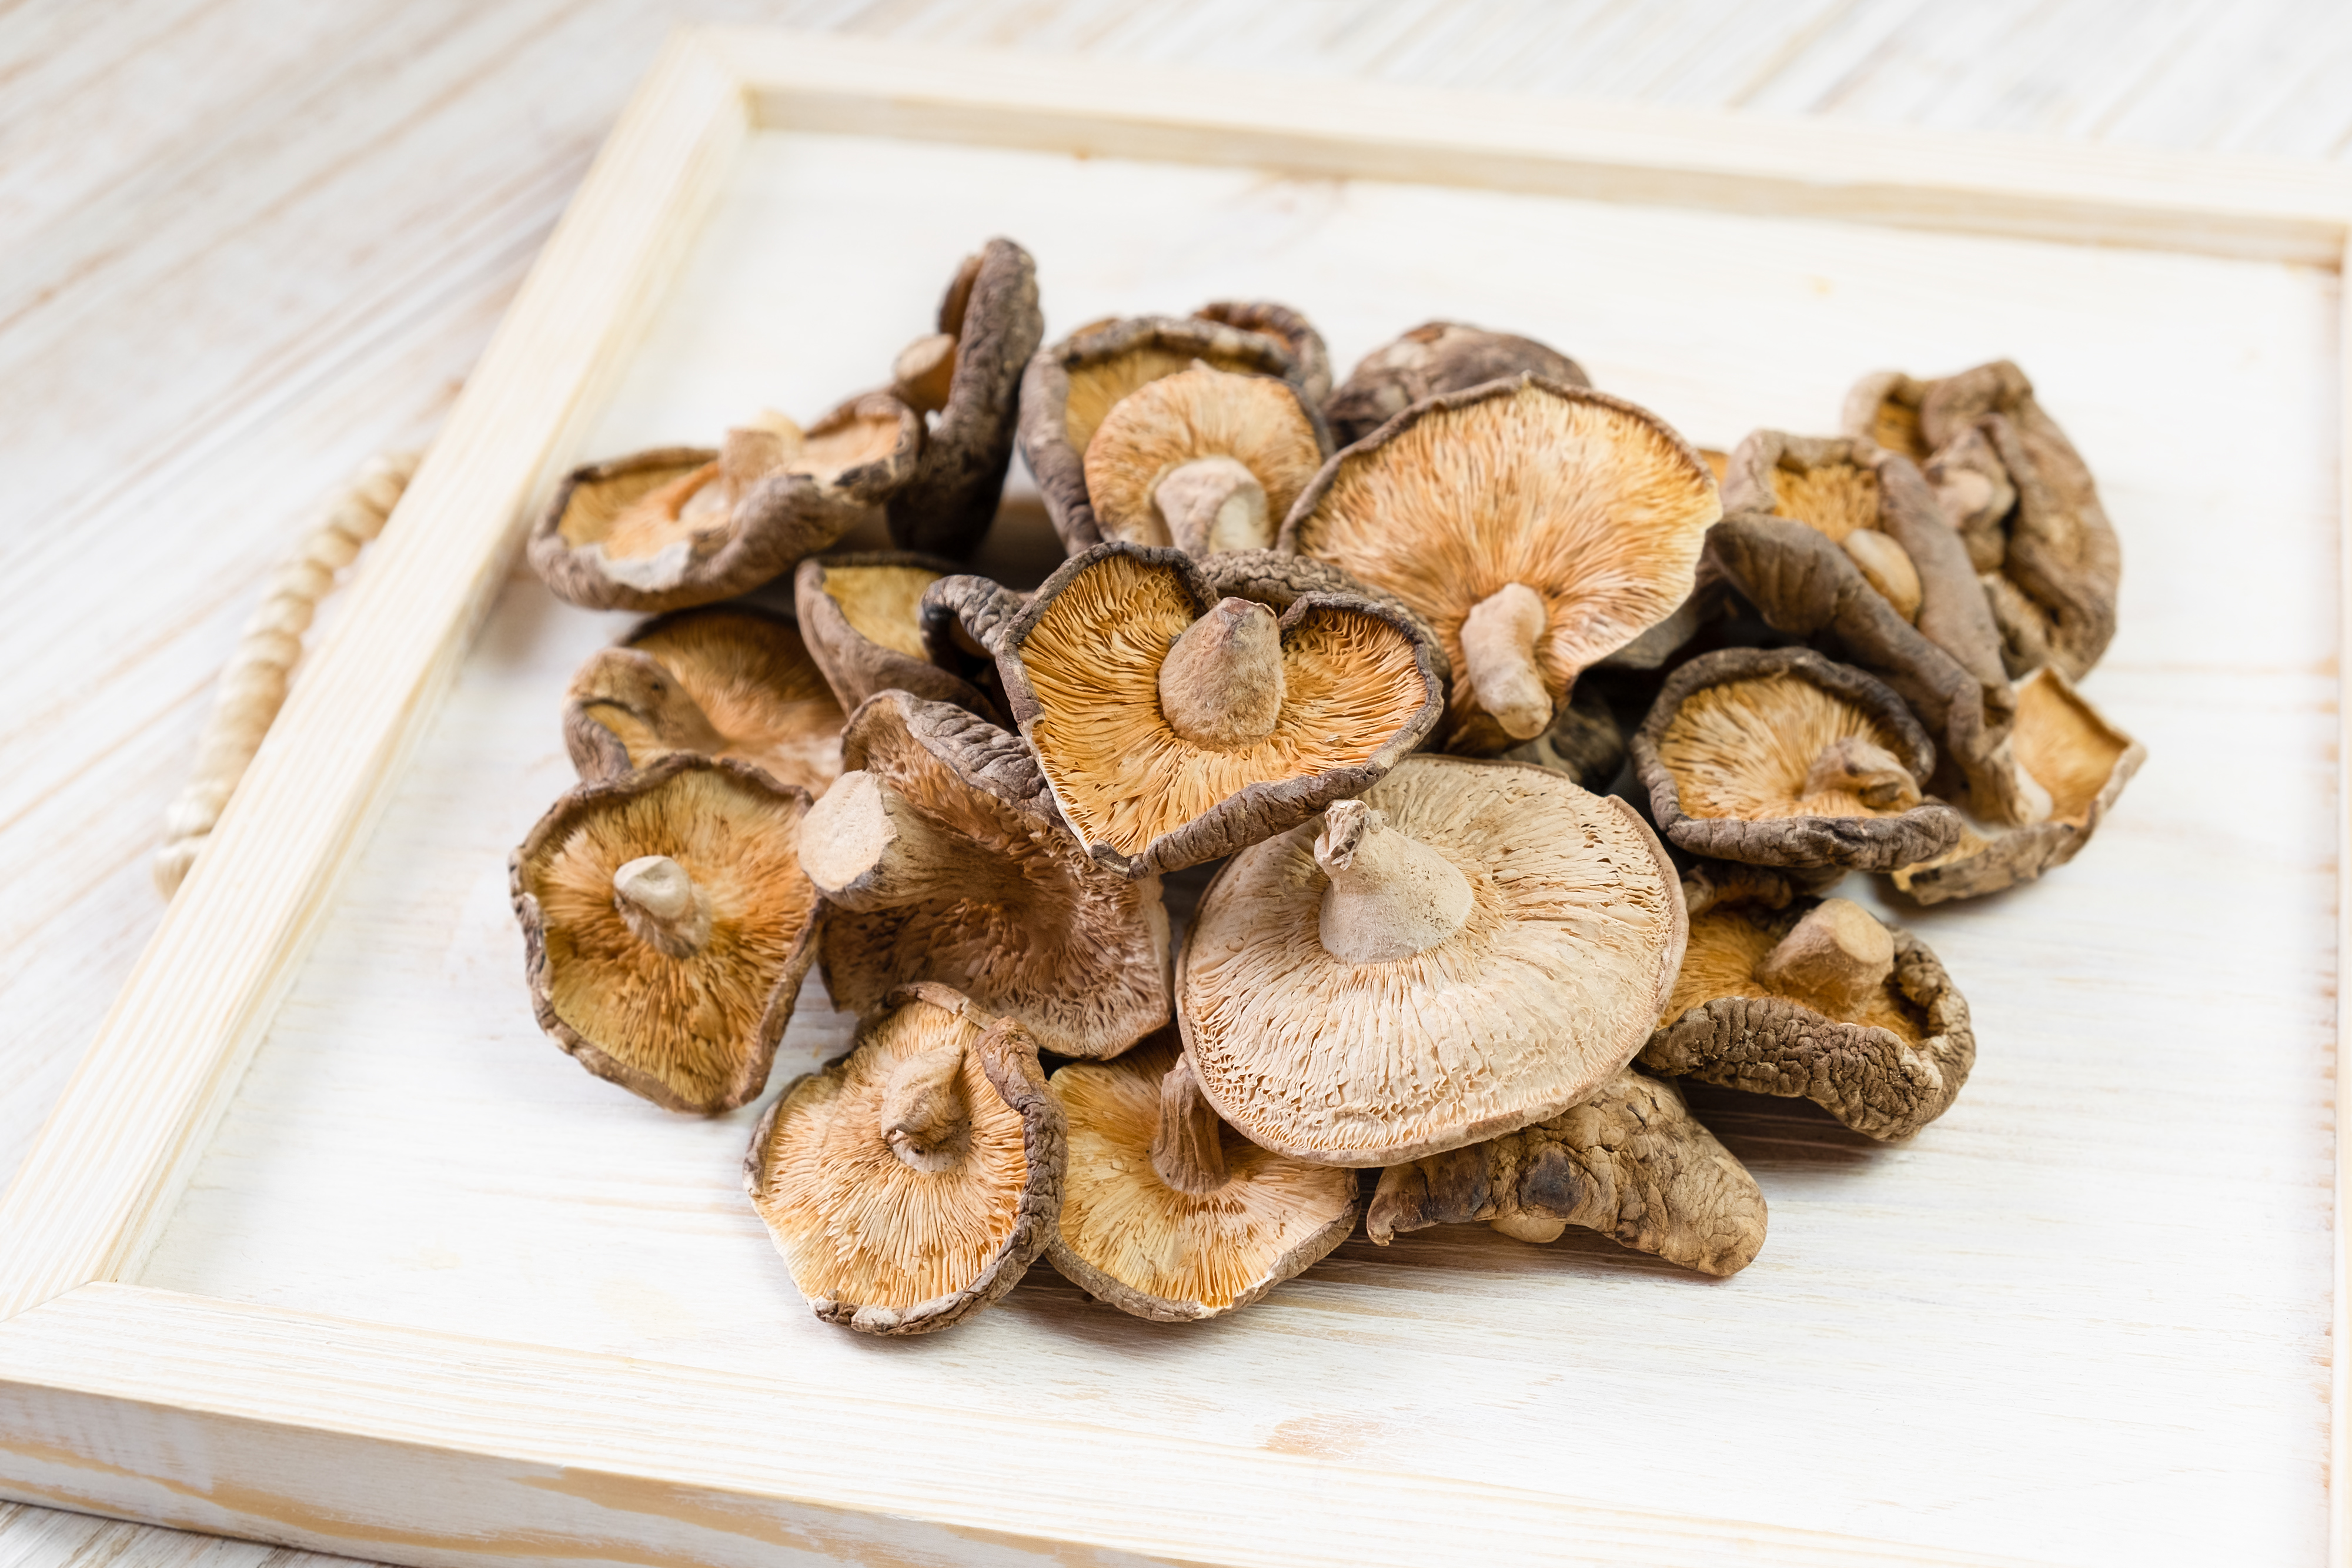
[563,605,844,797]
[1194,299,1333,403]
[1643,890,1973,1141]
[1322,322,1591,448]
[1284,377,1720,755]
[1366,1066,1766,1276]
[529,399,923,612]
[793,552,1000,721]
[800,689,1171,1059]
[988,543,1443,877]
[1081,362,1329,556]
[1048,1037,1357,1321]
[1633,646,1964,871]
[1502,686,1628,791]
[746,983,1061,1335]
[511,754,820,1114]
[1891,664,2145,903]
[1180,756,1686,1166]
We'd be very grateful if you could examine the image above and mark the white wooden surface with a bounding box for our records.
[4,4,2348,1564]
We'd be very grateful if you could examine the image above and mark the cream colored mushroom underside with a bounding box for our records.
[569,414,904,561]
[1656,676,1911,821]
[824,565,942,660]
[1661,908,1922,1043]
[588,611,844,797]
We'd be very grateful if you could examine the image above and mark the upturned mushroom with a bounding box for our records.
[1365,1066,1767,1276]
[1179,755,1688,1166]
[1080,361,1329,556]
[1282,377,1721,755]
[510,754,820,1114]
[800,689,1171,1059]
[745,983,1063,1335]
[1047,1037,1358,1321]
[793,551,1001,721]
[1502,686,1629,791]
[1632,646,1965,871]
[1192,299,1333,403]
[529,398,923,612]
[1642,885,1975,1141]
[563,605,844,797]
[1321,320,1591,447]
[983,542,1445,877]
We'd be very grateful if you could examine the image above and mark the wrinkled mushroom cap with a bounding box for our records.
[886,238,1045,558]
[744,983,1063,1335]
[1192,300,1332,403]
[1081,362,1328,554]
[1178,754,1687,1166]
[793,552,1000,721]
[563,606,844,797]
[510,754,820,1114]
[1322,320,1592,448]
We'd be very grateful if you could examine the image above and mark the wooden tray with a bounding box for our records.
[4,28,2348,1567]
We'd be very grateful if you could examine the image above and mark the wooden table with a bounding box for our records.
[5,1,2346,1562]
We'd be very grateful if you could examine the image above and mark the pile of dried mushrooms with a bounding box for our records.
[509,239,2145,1335]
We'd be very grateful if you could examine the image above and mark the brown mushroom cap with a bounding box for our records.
[1178,754,1687,1167]
[1192,300,1332,404]
[744,982,1063,1335]
[563,606,844,797]
[1322,322,1592,448]
[1890,664,2145,902]
[1501,685,1628,791]
[995,543,1445,877]
[510,754,820,1114]
[1641,890,1974,1142]
[1365,1066,1766,1276]
[803,690,1171,1059]
[1633,646,1965,871]
[793,552,1001,722]
[1081,363,1329,556]
[1047,1037,1357,1321]
[886,238,1045,559]
[1282,377,1720,756]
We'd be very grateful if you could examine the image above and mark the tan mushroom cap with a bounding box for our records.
[793,552,999,721]
[510,754,820,1114]
[1047,1037,1357,1321]
[1179,754,1687,1167]
[1321,320,1591,448]
[564,606,844,797]
[744,983,1063,1336]
[1282,378,1720,755]
[1082,363,1327,556]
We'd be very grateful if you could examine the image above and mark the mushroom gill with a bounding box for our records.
[1655,674,1920,824]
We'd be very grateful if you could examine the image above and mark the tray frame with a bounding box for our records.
[3,25,2350,1567]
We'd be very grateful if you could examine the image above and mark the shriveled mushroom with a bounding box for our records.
[529,397,923,612]
[794,551,1001,721]
[1501,685,1628,790]
[1192,300,1333,403]
[510,754,820,1114]
[745,982,1063,1335]
[1284,377,1720,755]
[801,690,1171,1059]
[986,543,1445,877]
[1891,664,2145,902]
[1179,755,1687,1166]
[1048,1037,1357,1320]
[1322,322,1591,448]
[563,605,844,797]
[1366,1066,1766,1276]
[1081,362,1329,556]
[1633,646,1965,871]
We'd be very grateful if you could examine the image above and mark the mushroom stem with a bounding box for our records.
[1153,456,1272,555]
[1157,597,1285,748]
[1459,583,1553,740]
[1314,799,1475,964]
[1802,735,1922,811]
[880,1041,968,1172]
[1148,1057,1229,1195]
[1755,898,1895,1015]
[800,771,972,912]
[612,855,714,958]
[1491,1212,1568,1245]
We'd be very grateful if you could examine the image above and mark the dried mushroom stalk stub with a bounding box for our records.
[992,542,1445,878]
[1193,300,1333,404]
[793,551,1002,723]
[1367,1066,1767,1277]
[563,604,845,798]
[1643,888,1974,1142]
[1633,645,1965,872]
[1081,362,1331,556]
[510,753,821,1115]
[1283,377,1721,757]
[1179,755,1688,1167]
[745,982,1063,1336]
[800,689,1172,1061]
[1845,360,2122,681]
[1890,663,2146,903]
[884,238,1045,559]
[529,397,923,613]
[1047,1036,1357,1322]
[1322,321,1591,449]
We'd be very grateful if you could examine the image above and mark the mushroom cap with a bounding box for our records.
[1633,646,1964,871]
[794,551,1001,722]
[1178,754,1688,1166]
[1046,1037,1358,1321]
[1322,322,1591,448]
[1891,664,2146,903]
[1195,550,1454,686]
[510,753,820,1114]
[1641,892,1975,1142]
[1192,300,1333,404]
[995,543,1446,877]
[814,690,1172,1059]
[744,982,1063,1335]
[1282,377,1721,755]
[563,605,844,797]
[529,395,923,612]
[1500,684,1628,791]
[1080,362,1329,553]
